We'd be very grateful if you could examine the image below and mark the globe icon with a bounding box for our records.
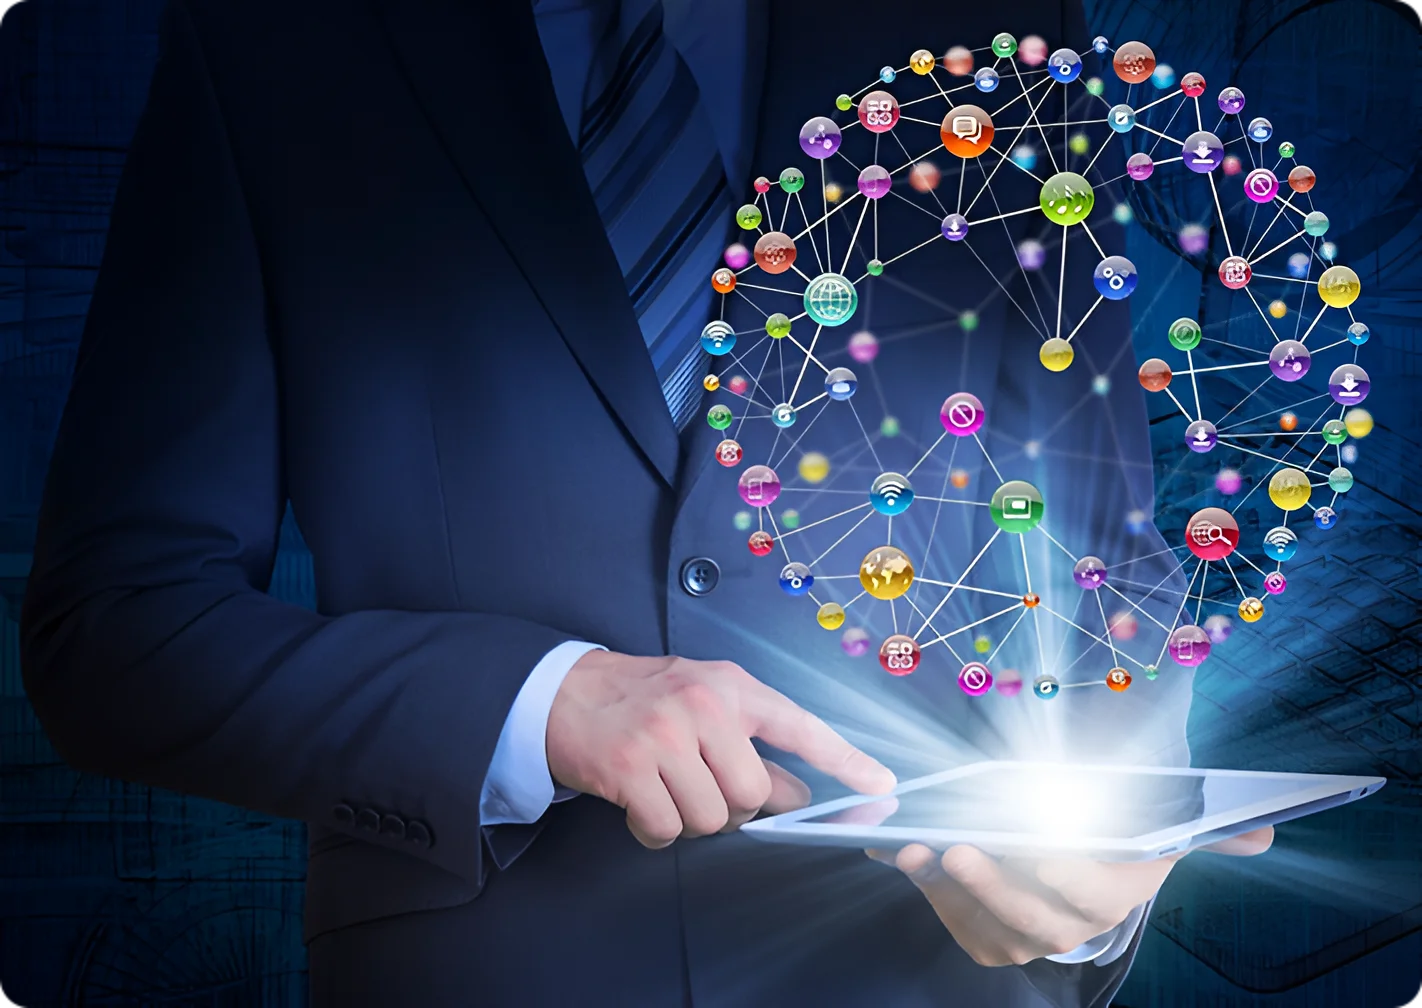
[803,272,859,326]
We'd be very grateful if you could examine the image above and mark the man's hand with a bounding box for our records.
[867,826,1273,966]
[546,650,896,848]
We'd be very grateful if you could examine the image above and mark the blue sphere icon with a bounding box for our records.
[1262,525,1297,562]
[1287,252,1311,279]
[1247,117,1273,142]
[1107,104,1136,133]
[825,366,858,401]
[869,471,915,516]
[1347,321,1370,345]
[1033,674,1060,699]
[771,402,797,428]
[700,320,736,356]
[1093,255,1138,299]
[974,68,1000,92]
[1048,48,1082,82]
[803,272,859,326]
[1313,506,1338,530]
[1092,35,1109,54]
[778,562,814,596]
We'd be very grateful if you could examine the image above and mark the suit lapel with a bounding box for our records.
[661,0,769,193]
[373,0,681,487]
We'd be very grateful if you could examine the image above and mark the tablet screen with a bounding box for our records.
[803,767,1305,838]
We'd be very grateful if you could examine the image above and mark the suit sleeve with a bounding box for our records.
[18,0,572,890]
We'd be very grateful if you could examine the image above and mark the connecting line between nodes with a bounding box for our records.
[1155,560,1205,669]
[913,528,1002,638]
[919,601,1024,650]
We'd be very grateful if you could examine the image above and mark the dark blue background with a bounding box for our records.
[0,0,1417,1004]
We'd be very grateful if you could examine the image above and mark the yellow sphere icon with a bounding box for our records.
[816,602,846,630]
[703,374,720,392]
[910,48,936,75]
[860,545,914,600]
[798,451,831,483]
[1239,596,1264,623]
[1268,467,1312,511]
[1317,265,1361,308]
[1039,337,1075,372]
[1344,407,1374,439]
[1268,299,1287,319]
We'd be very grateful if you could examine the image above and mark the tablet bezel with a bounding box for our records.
[740,761,1385,860]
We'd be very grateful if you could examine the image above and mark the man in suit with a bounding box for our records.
[20,0,1269,1003]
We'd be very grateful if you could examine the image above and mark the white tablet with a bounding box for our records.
[740,761,1385,861]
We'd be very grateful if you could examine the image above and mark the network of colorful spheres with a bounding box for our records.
[696,32,1374,695]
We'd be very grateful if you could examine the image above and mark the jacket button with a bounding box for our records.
[355,808,380,831]
[379,814,406,839]
[332,803,355,825]
[680,557,720,597]
[406,820,433,848]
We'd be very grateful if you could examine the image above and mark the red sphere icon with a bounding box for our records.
[1185,506,1240,560]
[1218,255,1252,289]
[878,634,921,676]
[747,530,774,556]
[715,438,743,467]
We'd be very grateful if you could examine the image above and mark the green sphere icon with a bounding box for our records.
[989,480,1045,533]
[991,32,1017,57]
[1167,317,1202,351]
[779,167,805,193]
[1321,419,1348,445]
[803,272,859,327]
[1039,172,1094,226]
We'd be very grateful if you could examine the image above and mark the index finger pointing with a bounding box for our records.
[740,683,896,795]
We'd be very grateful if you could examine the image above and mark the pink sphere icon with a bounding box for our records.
[958,662,994,696]
[737,465,781,508]
[847,330,880,363]
[1167,624,1211,667]
[940,392,986,436]
[1244,168,1278,203]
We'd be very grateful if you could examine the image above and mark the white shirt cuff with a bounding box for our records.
[1044,901,1149,965]
[479,640,605,827]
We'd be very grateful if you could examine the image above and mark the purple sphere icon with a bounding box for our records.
[1328,364,1370,405]
[940,392,986,436]
[1167,624,1211,667]
[1182,130,1224,173]
[1268,339,1311,382]
[1264,571,1287,595]
[1073,555,1108,589]
[940,213,970,241]
[1217,86,1246,114]
[799,116,842,159]
[858,164,892,199]
[737,464,781,508]
[1186,419,1218,453]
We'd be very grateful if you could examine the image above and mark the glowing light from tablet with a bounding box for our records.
[1020,766,1110,838]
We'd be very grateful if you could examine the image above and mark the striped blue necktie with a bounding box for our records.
[578,0,731,430]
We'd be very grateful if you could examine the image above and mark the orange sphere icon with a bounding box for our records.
[1106,667,1133,692]
[1113,41,1156,84]
[943,45,974,76]
[941,105,994,158]
[1022,593,1040,608]
[711,268,736,294]
[1138,358,1172,392]
[753,231,797,275]
[1279,411,1299,432]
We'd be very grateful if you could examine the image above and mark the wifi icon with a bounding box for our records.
[1262,525,1298,562]
[870,471,915,516]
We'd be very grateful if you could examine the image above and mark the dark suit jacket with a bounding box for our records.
[21,0,1192,1003]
